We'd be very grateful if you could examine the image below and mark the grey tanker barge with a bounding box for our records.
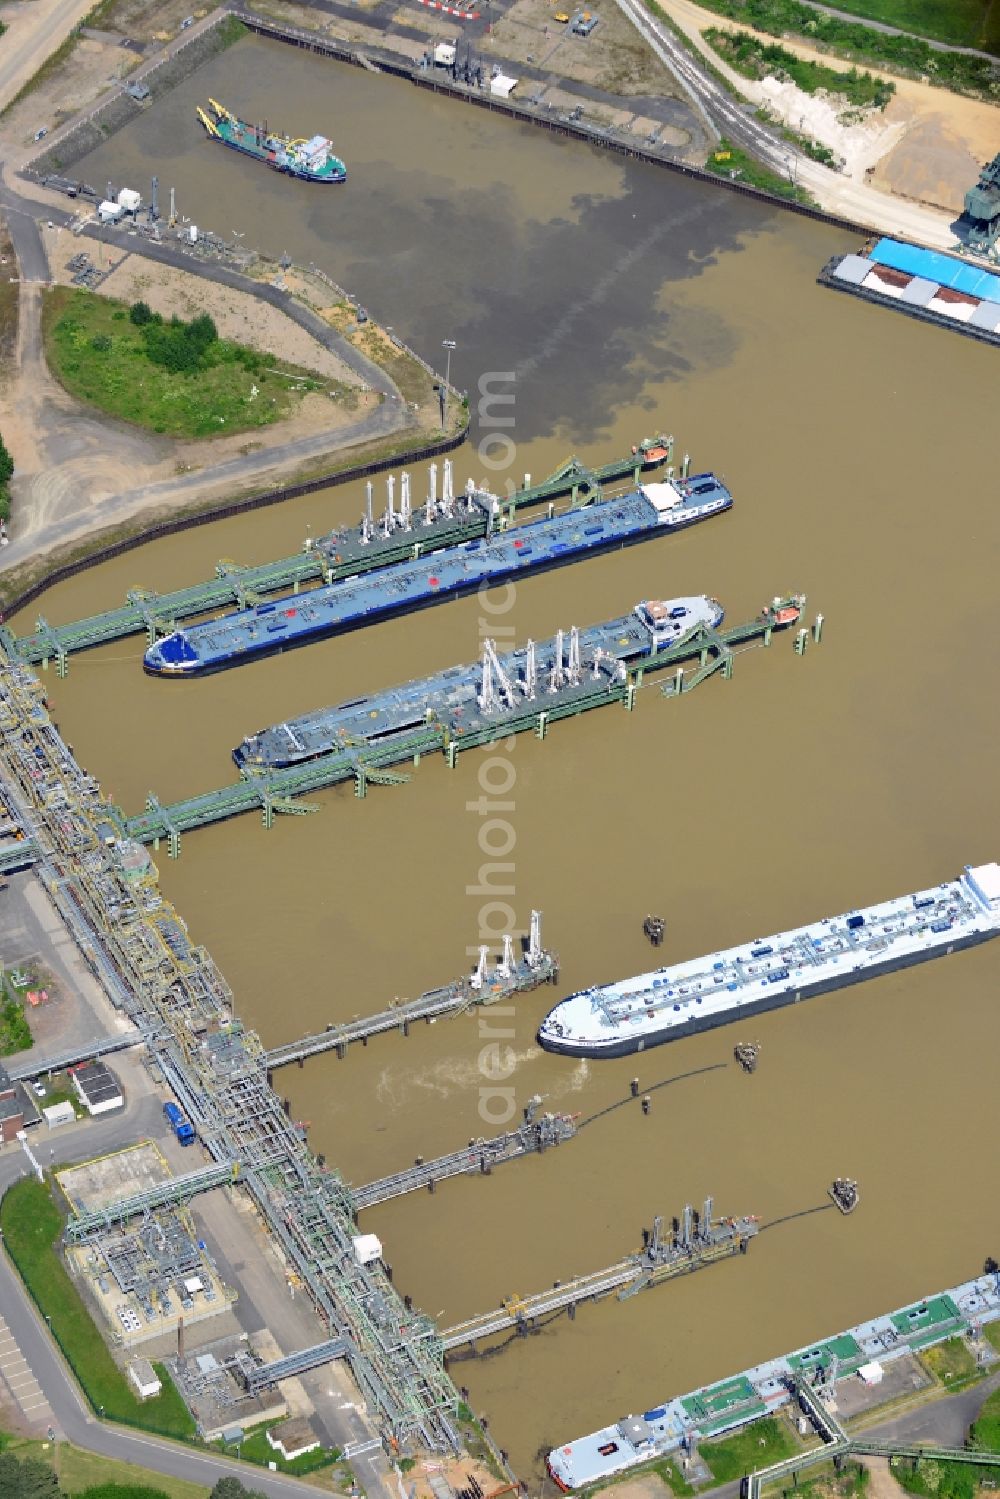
[234,593,733,770]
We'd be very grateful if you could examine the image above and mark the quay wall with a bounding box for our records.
[0,424,467,624]
[28,11,245,181]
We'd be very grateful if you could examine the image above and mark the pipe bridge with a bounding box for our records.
[266,927,555,1069]
[65,1162,239,1243]
[443,1197,758,1352]
[243,1337,352,1394]
[353,1097,577,1210]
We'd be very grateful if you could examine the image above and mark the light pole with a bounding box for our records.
[441,339,456,429]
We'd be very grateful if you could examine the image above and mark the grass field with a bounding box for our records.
[970,1384,1000,1451]
[2,1434,207,1499]
[219,1426,338,1476]
[704,138,815,202]
[0,991,31,1054]
[890,1452,1000,1499]
[921,1335,979,1388]
[42,288,340,440]
[700,1416,799,1482]
[681,0,1000,92]
[0,1179,197,1440]
[705,28,894,105]
[789,0,1000,55]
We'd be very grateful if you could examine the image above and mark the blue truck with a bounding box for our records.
[163,1099,196,1145]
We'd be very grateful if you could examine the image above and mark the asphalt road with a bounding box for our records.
[1,203,48,284]
[0,0,93,113]
[860,1369,1000,1448]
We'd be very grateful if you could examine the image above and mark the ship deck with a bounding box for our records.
[236,599,721,767]
[146,491,662,672]
[540,868,1000,1049]
[146,477,732,674]
[547,1272,1000,1489]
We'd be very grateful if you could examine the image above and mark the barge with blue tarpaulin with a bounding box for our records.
[5,443,673,668]
[538,861,1000,1058]
[545,1271,1000,1489]
[144,474,732,677]
[820,237,1000,346]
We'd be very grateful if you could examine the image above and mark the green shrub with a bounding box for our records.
[706,26,895,104]
[666,0,1000,94]
[80,1487,173,1499]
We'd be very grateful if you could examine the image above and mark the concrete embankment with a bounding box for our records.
[28,11,245,180]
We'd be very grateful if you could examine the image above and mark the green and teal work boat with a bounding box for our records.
[197,98,347,183]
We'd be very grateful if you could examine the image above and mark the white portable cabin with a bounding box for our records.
[352,1232,383,1266]
[489,73,518,98]
[128,1359,162,1399]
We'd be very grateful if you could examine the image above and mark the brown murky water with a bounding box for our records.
[24,37,1000,1480]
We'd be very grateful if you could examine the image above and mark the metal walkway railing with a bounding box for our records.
[65,1161,238,1242]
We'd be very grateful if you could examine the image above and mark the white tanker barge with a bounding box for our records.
[538,863,1000,1058]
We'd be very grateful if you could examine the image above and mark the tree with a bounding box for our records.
[209,1479,269,1499]
[186,313,218,351]
[0,431,13,483]
[129,300,153,326]
[0,1450,64,1498]
[90,334,112,353]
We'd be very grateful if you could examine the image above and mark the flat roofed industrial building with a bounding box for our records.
[71,1061,124,1115]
